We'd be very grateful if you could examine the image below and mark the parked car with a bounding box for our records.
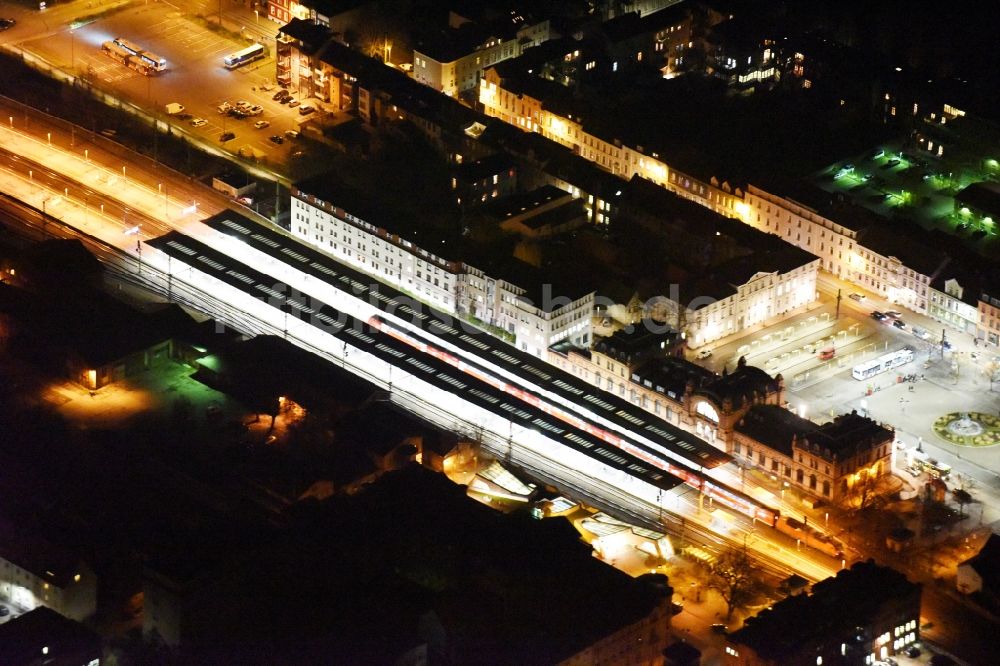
[287,99,300,108]
[272,90,287,101]
[885,310,902,319]
[298,105,315,115]
[906,647,921,658]
[0,18,16,30]
[710,624,728,634]
[100,129,117,138]
[254,120,270,129]
[849,292,865,302]
[696,349,712,360]
[284,129,300,139]
[217,102,232,113]
[0,605,9,616]
[248,105,264,116]
[219,131,235,142]
[268,134,284,144]
[870,311,887,321]
[190,117,207,127]
[893,319,906,329]
[291,150,305,159]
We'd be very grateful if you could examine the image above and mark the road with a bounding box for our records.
[1,0,314,170]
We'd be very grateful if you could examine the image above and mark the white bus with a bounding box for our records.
[224,44,266,70]
[102,37,167,74]
[851,348,914,380]
[908,450,951,479]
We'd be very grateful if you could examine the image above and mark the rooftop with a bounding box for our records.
[593,323,680,364]
[0,607,100,666]
[728,560,920,662]
[169,466,670,663]
[956,181,1000,219]
[454,152,517,185]
[0,512,87,588]
[735,404,818,457]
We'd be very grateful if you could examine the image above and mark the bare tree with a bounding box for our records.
[953,488,973,519]
[851,468,881,510]
[709,549,760,622]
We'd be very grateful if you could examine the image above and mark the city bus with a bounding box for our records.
[851,348,914,380]
[102,37,167,74]
[908,450,951,479]
[224,44,266,70]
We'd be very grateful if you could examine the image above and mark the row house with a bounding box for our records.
[977,289,1000,348]
[743,183,864,279]
[851,225,946,315]
[928,275,979,336]
[742,183,943,315]
[291,178,593,356]
[479,67,744,218]
[617,177,820,347]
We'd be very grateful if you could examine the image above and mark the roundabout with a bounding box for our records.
[933,412,1000,447]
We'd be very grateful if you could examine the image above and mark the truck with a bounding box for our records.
[165,103,185,115]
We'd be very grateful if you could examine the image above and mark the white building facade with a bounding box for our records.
[290,188,593,356]
[0,555,97,622]
[414,20,551,97]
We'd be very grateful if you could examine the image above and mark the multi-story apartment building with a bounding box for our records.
[618,177,819,347]
[725,561,921,665]
[290,178,594,356]
[480,66,746,219]
[413,12,551,97]
[742,183,946,315]
[929,275,979,335]
[977,288,1000,347]
[0,518,97,623]
[703,15,779,93]
[733,406,893,505]
[452,152,517,210]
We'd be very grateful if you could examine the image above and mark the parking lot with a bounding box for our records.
[20,4,317,165]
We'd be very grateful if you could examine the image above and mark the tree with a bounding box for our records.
[708,548,760,622]
[953,488,973,519]
[851,468,881,510]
